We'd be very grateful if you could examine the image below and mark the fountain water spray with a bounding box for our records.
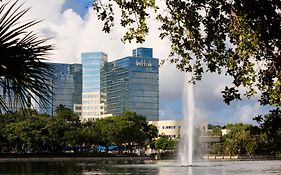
[178,73,194,166]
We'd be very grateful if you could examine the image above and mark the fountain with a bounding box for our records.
[178,73,194,166]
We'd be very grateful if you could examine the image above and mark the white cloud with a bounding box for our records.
[20,0,187,121]
[17,0,270,124]
[231,102,268,124]
[24,0,66,23]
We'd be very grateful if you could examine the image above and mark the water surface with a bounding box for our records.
[0,159,280,175]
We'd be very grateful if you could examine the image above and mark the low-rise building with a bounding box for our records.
[149,120,182,138]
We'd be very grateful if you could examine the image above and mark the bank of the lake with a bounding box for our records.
[0,153,156,162]
[204,154,277,160]
[0,152,279,163]
[0,158,281,175]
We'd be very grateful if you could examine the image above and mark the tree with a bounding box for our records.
[0,109,50,153]
[93,0,281,106]
[94,111,158,152]
[79,121,104,147]
[96,116,135,146]
[223,123,257,156]
[46,105,81,152]
[144,124,158,146]
[254,108,281,155]
[209,143,224,155]
[153,135,178,152]
[206,126,222,136]
[0,0,53,113]
[117,111,158,147]
[0,106,85,153]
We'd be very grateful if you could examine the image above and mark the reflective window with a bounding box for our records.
[104,51,159,121]
[40,63,82,115]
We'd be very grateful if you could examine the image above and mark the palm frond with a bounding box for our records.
[0,0,54,114]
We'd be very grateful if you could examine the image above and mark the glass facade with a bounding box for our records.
[81,52,108,120]
[1,48,159,121]
[37,63,82,115]
[0,63,82,115]
[0,78,27,112]
[132,47,153,58]
[104,48,159,121]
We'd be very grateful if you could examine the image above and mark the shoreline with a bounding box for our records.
[0,152,159,162]
[0,156,153,162]
[203,155,278,161]
[0,155,279,162]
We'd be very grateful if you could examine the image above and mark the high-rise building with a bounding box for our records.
[0,79,28,112]
[81,52,108,121]
[39,63,82,115]
[0,63,82,115]
[104,47,159,121]
[1,48,159,121]
[80,47,159,121]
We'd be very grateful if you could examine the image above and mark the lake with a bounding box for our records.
[0,159,280,175]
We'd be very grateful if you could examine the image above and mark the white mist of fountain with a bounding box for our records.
[178,73,194,166]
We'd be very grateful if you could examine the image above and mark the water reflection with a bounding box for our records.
[0,159,280,175]
[156,160,281,175]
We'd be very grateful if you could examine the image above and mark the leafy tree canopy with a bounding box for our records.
[0,0,53,114]
[254,108,281,154]
[223,123,257,156]
[153,134,178,151]
[94,111,158,147]
[93,0,281,106]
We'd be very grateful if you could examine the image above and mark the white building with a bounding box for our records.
[81,52,108,121]
[149,120,182,138]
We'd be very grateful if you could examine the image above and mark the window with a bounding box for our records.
[164,126,176,129]
[75,106,82,110]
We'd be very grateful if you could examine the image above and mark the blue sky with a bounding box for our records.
[22,0,271,126]
[62,0,91,17]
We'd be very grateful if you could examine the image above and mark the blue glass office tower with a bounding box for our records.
[37,63,82,115]
[81,52,108,120]
[1,48,158,121]
[0,63,82,115]
[104,47,159,121]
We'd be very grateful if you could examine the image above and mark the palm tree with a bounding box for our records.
[0,0,53,114]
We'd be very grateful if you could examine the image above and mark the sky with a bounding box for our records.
[18,0,270,125]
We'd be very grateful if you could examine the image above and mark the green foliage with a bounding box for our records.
[0,107,82,153]
[0,0,53,113]
[93,0,157,43]
[203,121,280,157]
[0,109,158,154]
[46,105,81,152]
[209,143,224,155]
[93,0,281,106]
[0,107,279,156]
[79,121,104,146]
[0,109,49,153]
[153,135,178,151]
[94,111,158,148]
[222,123,260,156]
[254,108,281,155]
[206,126,222,136]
